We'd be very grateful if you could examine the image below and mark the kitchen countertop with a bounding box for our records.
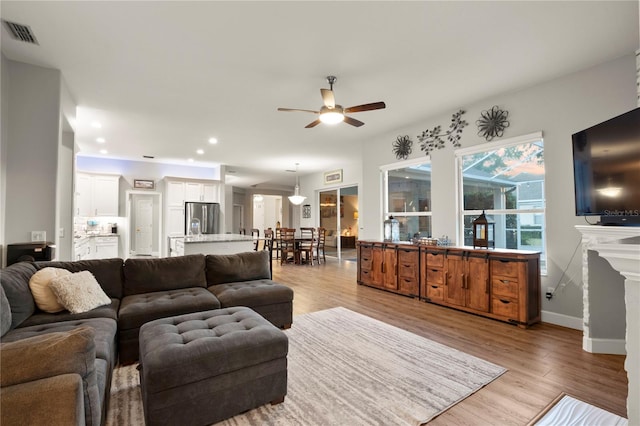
[182,234,257,244]
[74,234,119,239]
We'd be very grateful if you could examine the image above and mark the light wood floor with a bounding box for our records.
[273,257,628,425]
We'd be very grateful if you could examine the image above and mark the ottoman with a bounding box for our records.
[138,307,288,426]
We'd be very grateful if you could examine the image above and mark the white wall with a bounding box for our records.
[3,59,62,254]
[0,54,9,265]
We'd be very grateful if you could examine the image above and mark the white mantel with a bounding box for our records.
[576,225,640,424]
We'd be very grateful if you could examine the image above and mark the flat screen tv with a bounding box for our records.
[572,107,640,226]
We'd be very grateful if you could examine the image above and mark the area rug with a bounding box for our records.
[527,393,628,426]
[106,307,506,425]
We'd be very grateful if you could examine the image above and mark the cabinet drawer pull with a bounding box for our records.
[363,257,370,261]
[431,269,438,272]
[499,299,510,304]
[403,264,410,267]
[500,279,510,284]
[431,285,438,289]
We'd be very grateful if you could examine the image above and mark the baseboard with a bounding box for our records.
[541,310,583,330]
[583,337,626,355]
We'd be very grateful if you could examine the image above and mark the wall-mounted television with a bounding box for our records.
[572,107,640,226]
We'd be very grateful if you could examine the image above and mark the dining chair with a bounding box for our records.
[315,227,327,264]
[274,227,282,259]
[251,228,260,251]
[239,228,246,235]
[263,229,274,254]
[279,228,297,265]
[298,227,316,265]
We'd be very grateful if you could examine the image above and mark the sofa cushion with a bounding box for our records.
[19,298,120,328]
[49,271,112,314]
[36,258,124,299]
[118,288,220,331]
[29,267,72,313]
[1,285,12,337]
[0,262,37,329]
[2,318,118,370]
[208,279,293,308]
[123,255,206,296]
[205,251,271,286]
[0,326,101,426]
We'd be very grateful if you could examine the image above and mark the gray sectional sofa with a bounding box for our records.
[0,250,293,426]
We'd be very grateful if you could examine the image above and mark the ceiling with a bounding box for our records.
[1,1,638,188]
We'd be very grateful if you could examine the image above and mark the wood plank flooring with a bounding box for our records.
[273,257,628,425]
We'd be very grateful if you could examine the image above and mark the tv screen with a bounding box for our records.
[572,107,640,225]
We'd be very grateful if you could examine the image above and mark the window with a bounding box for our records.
[382,159,432,241]
[456,133,546,272]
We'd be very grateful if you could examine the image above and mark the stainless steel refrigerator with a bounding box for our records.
[184,202,220,235]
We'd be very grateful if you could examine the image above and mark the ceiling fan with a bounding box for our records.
[277,76,386,128]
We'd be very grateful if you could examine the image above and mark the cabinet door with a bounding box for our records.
[202,183,217,202]
[167,181,185,206]
[465,257,490,312]
[92,175,119,216]
[185,182,203,201]
[167,206,185,237]
[371,245,384,287]
[444,255,465,306]
[76,173,92,216]
[382,247,397,290]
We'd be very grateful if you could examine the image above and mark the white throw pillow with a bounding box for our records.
[49,271,112,314]
[29,267,72,313]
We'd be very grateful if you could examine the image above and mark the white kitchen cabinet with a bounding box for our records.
[74,237,91,261]
[76,173,120,217]
[93,236,118,259]
[167,181,186,206]
[166,206,185,237]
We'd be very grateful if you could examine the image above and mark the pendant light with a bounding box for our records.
[288,163,306,206]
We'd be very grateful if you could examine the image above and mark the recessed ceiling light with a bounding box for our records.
[196,149,204,155]
[99,149,108,154]
[188,158,194,162]
[91,121,102,128]
[96,137,105,143]
[208,137,218,144]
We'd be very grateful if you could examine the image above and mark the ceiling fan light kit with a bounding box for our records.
[278,75,385,128]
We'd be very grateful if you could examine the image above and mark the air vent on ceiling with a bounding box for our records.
[2,20,39,45]
[143,155,155,159]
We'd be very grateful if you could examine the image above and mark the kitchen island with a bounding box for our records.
[169,234,257,256]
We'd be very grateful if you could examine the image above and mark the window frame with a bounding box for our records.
[455,132,547,272]
[381,156,433,240]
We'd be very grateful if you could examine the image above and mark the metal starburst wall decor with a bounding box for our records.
[476,105,510,141]
[392,135,413,160]
[417,109,468,155]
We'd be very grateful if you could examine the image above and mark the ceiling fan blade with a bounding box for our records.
[344,102,386,114]
[343,116,365,127]
[277,108,319,114]
[305,119,322,128]
[321,89,335,108]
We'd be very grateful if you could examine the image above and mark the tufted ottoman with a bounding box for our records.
[138,307,288,426]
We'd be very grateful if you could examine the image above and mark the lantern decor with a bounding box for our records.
[383,216,400,242]
[472,210,494,249]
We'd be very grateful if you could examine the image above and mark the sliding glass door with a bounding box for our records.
[319,186,358,260]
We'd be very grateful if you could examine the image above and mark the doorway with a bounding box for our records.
[252,195,282,233]
[319,186,358,260]
[126,191,162,258]
[232,204,244,234]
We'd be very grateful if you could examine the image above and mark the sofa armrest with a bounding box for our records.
[1,374,85,426]
[0,326,95,387]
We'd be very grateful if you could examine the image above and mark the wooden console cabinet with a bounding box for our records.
[357,241,540,328]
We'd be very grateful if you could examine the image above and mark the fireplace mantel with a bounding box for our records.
[576,225,640,424]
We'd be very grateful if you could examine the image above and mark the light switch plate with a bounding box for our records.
[31,231,46,242]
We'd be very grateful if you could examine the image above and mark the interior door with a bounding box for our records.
[135,198,153,255]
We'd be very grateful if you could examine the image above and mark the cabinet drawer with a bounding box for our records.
[492,296,519,318]
[491,259,519,278]
[425,252,444,267]
[398,277,418,295]
[360,246,372,258]
[426,268,444,285]
[360,269,372,284]
[492,277,519,299]
[427,284,444,301]
[398,262,417,279]
[360,258,372,271]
